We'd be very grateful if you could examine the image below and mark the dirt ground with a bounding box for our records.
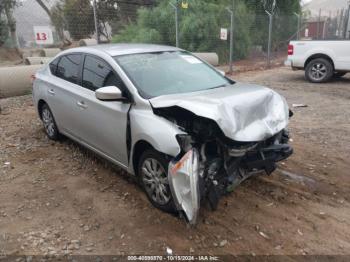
[0,67,350,258]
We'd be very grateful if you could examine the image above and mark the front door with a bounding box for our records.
[74,55,131,166]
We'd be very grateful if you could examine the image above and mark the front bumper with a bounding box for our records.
[242,144,293,174]
[168,133,293,225]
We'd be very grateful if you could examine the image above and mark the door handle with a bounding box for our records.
[76,101,88,109]
[48,89,55,95]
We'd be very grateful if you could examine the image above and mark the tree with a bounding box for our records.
[63,0,94,40]
[35,0,70,45]
[35,0,94,42]
[50,1,67,44]
[112,0,254,61]
[95,0,118,39]
[0,0,20,49]
[99,0,155,39]
[0,18,8,46]
[243,0,301,50]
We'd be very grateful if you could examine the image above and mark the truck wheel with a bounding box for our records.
[138,149,176,213]
[305,58,333,83]
[334,72,347,78]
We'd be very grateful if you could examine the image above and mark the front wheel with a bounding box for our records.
[138,149,176,213]
[305,58,333,83]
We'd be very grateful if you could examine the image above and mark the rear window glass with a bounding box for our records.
[49,57,60,75]
[56,54,81,84]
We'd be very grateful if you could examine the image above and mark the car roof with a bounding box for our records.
[67,43,182,57]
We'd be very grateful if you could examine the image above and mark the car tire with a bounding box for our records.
[138,149,176,213]
[334,72,347,78]
[41,103,60,140]
[305,58,333,83]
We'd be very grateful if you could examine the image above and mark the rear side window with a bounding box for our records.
[49,57,60,75]
[82,55,126,92]
[56,54,81,84]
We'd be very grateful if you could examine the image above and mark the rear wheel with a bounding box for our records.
[138,149,176,213]
[41,103,60,140]
[305,58,333,83]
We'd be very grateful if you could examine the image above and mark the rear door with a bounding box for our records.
[46,53,84,138]
[74,55,131,166]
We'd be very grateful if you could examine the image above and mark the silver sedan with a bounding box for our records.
[33,44,293,224]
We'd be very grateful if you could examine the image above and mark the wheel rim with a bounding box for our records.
[42,108,55,137]
[310,63,327,81]
[141,158,170,205]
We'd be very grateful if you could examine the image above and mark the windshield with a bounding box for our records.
[114,51,232,98]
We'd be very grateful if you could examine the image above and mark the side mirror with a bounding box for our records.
[95,86,125,101]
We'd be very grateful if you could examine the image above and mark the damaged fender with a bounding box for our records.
[129,107,185,171]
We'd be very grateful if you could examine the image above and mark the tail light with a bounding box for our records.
[288,44,294,55]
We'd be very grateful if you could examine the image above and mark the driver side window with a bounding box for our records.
[82,55,126,92]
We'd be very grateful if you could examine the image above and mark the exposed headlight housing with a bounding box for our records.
[168,149,200,225]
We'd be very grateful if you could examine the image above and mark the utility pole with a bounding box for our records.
[227,1,234,74]
[170,0,180,47]
[93,0,100,44]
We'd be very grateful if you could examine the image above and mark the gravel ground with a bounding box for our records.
[0,67,350,257]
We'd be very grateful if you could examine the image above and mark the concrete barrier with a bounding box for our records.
[24,57,52,65]
[0,65,43,98]
[30,49,45,57]
[79,39,98,46]
[21,48,61,58]
[192,52,219,66]
[41,48,61,57]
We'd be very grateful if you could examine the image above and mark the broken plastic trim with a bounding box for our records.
[168,149,200,225]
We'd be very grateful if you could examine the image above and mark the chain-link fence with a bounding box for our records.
[1,0,350,69]
[301,7,350,40]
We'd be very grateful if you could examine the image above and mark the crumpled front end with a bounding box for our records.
[150,83,290,142]
[152,85,294,224]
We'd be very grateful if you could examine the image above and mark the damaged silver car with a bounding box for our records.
[32,44,293,224]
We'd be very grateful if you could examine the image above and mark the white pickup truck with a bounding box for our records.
[285,40,350,83]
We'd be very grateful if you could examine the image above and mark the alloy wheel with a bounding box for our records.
[42,107,56,137]
[141,158,170,205]
[310,63,327,81]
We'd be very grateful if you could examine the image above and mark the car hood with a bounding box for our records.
[149,83,289,142]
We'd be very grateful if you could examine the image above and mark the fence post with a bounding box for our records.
[264,0,276,69]
[317,9,321,39]
[170,1,180,47]
[226,3,234,74]
[93,0,100,44]
[294,12,301,40]
[345,3,350,39]
[266,12,273,68]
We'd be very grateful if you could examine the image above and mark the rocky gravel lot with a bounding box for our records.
[0,67,350,258]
